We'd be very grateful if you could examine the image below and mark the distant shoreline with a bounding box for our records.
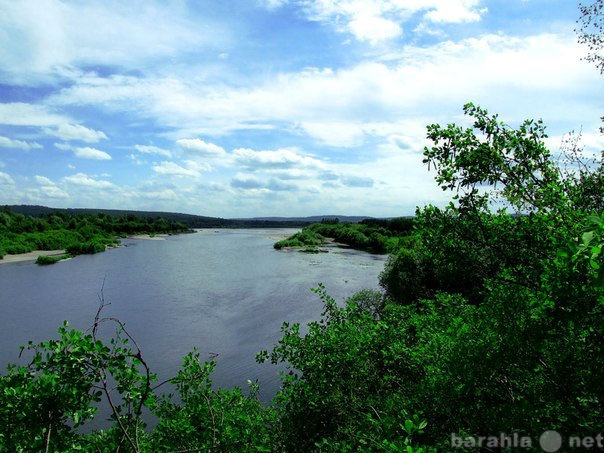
[0,234,175,265]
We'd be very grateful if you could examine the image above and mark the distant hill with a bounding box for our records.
[2,205,375,228]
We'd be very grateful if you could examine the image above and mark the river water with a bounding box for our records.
[0,229,386,403]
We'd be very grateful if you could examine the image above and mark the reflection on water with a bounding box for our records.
[0,229,386,402]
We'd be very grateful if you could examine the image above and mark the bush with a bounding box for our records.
[36,255,70,265]
[66,240,106,255]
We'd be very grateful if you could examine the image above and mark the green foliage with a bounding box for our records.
[0,317,154,452]
[274,229,323,249]
[275,218,414,254]
[151,352,274,452]
[35,254,71,265]
[0,306,273,452]
[0,209,191,261]
[258,284,430,452]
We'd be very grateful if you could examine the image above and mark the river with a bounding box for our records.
[0,228,386,403]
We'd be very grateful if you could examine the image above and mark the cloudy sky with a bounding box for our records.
[0,0,602,218]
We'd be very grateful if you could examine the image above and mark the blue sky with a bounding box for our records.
[0,0,602,217]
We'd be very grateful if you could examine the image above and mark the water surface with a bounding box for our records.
[0,229,386,401]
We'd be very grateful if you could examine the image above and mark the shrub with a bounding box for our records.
[36,255,70,265]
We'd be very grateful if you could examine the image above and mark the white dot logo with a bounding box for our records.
[540,430,562,452]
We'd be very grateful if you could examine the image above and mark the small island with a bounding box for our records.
[274,217,415,254]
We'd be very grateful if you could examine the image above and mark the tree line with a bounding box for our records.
[0,210,191,262]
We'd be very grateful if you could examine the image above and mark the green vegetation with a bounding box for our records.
[274,217,414,253]
[0,210,191,262]
[1,4,603,450]
[273,229,323,249]
[4,101,601,451]
[35,254,71,265]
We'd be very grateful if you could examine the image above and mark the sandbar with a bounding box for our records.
[127,234,167,241]
[0,250,67,265]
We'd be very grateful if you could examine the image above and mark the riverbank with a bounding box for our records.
[0,249,66,265]
[127,234,168,241]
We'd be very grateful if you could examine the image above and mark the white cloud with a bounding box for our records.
[152,161,203,178]
[424,0,487,23]
[348,14,402,44]
[299,122,366,147]
[34,175,55,186]
[0,135,42,151]
[176,139,227,157]
[0,171,15,186]
[39,185,69,198]
[48,31,599,151]
[43,123,108,142]
[231,173,263,190]
[33,175,69,198]
[0,0,228,84]
[73,146,112,160]
[0,103,70,127]
[138,189,178,201]
[63,172,114,188]
[134,144,172,158]
[230,173,298,192]
[233,147,326,169]
[298,0,487,44]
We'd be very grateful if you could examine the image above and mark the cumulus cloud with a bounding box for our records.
[34,175,55,186]
[298,0,487,44]
[152,161,203,178]
[0,171,15,186]
[347,14,402,44]
[138,189,178,201]
[233,147,326,170]
[43,123,108,142]
[39,185,69,198]
[176,138,226,157]
[0,103,71,127]
[231,173,263,190]
[63,172,115,188]
[34,175,69,198]
[47,31,599,152]
[54,142,72,151]
[0,135,42,151]
[73,146,112,160]
[231,173,298,191]
[134,144,172,158]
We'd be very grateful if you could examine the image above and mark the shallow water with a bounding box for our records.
[0,229,386,402]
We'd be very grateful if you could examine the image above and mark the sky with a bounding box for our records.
[0,0,602,218]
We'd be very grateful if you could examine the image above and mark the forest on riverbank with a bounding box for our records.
[0,210,191,263]
[1,3,603,451]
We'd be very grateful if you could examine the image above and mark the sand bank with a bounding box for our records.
[127,234,168,241]
[0,250,67,265]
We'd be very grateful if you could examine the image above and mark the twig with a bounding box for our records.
[44,414,52,453]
